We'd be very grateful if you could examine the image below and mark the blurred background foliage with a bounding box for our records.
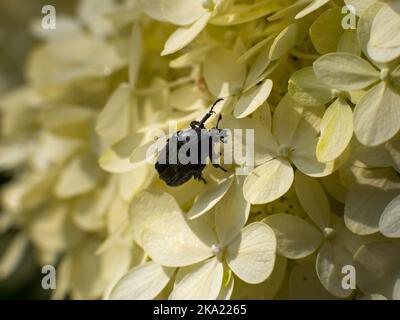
[0,0,77,299]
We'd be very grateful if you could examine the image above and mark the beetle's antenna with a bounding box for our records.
[210,98,224,113]
[199,98,224,127]
[216,114,222,129]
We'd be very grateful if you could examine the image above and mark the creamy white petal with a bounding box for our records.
[169,257,223,300]
[294,170,331,230]
[129,189,181,246]
[344,184,399,235]
[354,241,400,300]
[316,241,354,298]
[354,82,400,146]
[316,98,353,162]
[231,255,287,299]
[234,80,273,119]
[109,262,175,300]
[288,67,334,106]
[226,223,276,284]
[54,153,102,198]
[141,209,215,267]
[160,0,208,26]
[313,53,379,91]
[264,214,322,259]
[215,176,250,246]
[0,234,28,280]
[95,83,132,143]
[161,13,211,56]
[187,176,233,220]
[379,195,400,238]
[243,158,294,205]
[203,47,246,97]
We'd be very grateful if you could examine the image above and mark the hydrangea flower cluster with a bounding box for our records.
[0,0,399,300]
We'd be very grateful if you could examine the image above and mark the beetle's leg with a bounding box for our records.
[209,140,226,172]
[190,121,201,129]
[216,114,222,129]
[212,163,227,172]
[194,172,207,184]
[218,128,228,144]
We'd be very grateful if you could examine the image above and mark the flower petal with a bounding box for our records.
[234,80,273,119]
[289,261,336,300]
[203,47,246,97]
[243,158,294,205]
[169,257,223,300]
[187,176,234,220]
[313,53,379,91]
[160,0,208,26]
[354,241,400,300]
[0,234,28,280]
[226,222,276,284]
[161,13,211,56]
[294,170,331,230]
[269,24,297,61]
[310,8,344,55]
[141,209,215,267]
[316,98,353,162]
[273,94,324,150]
[379,195,400,238]
[215,176,250,246]
[354,82,400,146]
[292,139,336,178]
[109,262,175,300]
[344,183,399,235]
[288,67,334,106]
[295,0,330,19]
[369,2,400,62]
[54,153,102,199]
[95,83,132,143]
[99,133,145,173]
[129,23,142,86]
[264,214,322,259]
[316,241,354,298]
[231,255,287,299]
[129,189,181,246]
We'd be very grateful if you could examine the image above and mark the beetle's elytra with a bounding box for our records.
[155,99,227,186]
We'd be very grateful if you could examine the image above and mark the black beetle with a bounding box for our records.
[155,99,227,186]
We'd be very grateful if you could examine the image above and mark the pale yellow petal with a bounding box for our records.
[110,262,175,300]
[264,214,322,259]
[316,241,354,298]
[226,223,276,284]
[344,184,399,235]
[354,82,400,146]
[215,176,250,246]
[379,195,400,238]
[187,176,234,220]
[160,0,207,26]
[161,13,211,56]
[354,241,400,300]
[141,210,215,267]
[313,53,379,91]
[169,257,223,300]
[234,80,273,119]
[316,98,353,162]
[203,47,246,97]
[243,158,294,205]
